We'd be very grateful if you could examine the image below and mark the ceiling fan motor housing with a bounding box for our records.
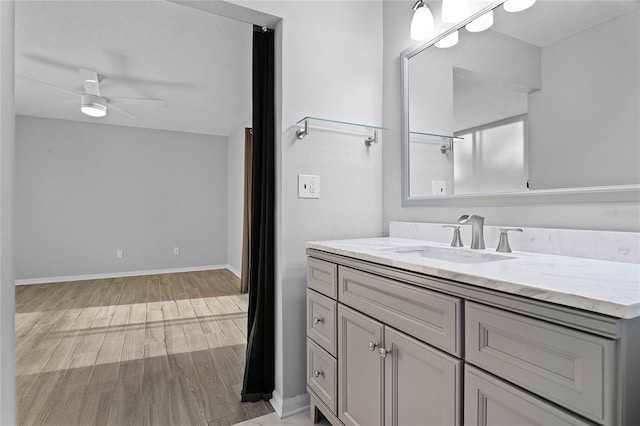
[80,94,108,117]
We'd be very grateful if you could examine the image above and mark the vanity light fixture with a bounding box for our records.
[435,31,459,48]
[442,0,470,23]
[466,10,494,32]
[503,0,536,13]
[410,0,435,41]
[80,94,107,118]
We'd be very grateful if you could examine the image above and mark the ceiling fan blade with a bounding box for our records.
[108,97,166,106]
[24,53,193,90]
[52,99,78,106]
[22,53,79,75]
[17,75,82,96]
[109,103,139,120]
[79,67,101,97]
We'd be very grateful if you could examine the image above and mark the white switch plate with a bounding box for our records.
[174,246,180,255]
[298,174,320,199]
[432,180,446,196]
[116,249,123,259]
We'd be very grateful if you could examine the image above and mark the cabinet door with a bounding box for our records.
[384,327,461,426]
[464,365,594,426]
[338,304,384,426]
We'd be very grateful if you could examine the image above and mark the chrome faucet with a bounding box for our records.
[458,215,485,249]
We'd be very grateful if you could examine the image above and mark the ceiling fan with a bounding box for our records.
[17,67,166,119]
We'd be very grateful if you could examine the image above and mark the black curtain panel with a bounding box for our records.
[241,26,275,403]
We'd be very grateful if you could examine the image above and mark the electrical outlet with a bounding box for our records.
[298,174,320,199]
[174,246,180,255]
[116,249,124,259]
[432,180,447,196]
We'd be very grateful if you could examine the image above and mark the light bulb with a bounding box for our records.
[435,31,459,48]
[410,3,435,41]
[81,105,107,117]
[442,0,470,24]
[503,0,536,13]
[466,10,493,32]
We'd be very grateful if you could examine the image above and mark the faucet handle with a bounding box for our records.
[442,225,463,247]
[496,228,523,253]
[458,214,484,225]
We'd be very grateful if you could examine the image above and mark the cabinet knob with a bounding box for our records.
[368,341,379,351]
[312,369,324,378]
[312,316,323,325]
[378,348,391,358]
[379,347,392,358]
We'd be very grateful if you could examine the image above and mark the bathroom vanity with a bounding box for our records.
[305,238,640,426]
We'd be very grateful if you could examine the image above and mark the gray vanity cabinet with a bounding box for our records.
[308,259,463,426]
[337,304,461,426]
[307,250,639,426]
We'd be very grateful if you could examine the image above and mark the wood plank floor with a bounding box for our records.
[15,270,273,426]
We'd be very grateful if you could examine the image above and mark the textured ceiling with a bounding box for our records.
[15,0,252,136]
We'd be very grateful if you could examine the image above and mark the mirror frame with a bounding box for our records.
[400,0,640,207]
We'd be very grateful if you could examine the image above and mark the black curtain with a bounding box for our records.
[241,26,275,403]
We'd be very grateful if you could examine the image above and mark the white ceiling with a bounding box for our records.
[491,0,640,48]
[15,0,252,137]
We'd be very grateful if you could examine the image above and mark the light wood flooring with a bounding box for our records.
[15,270,273,426]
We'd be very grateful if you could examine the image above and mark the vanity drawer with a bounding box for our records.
[338,266,461,356]
[307,338,337,415]
[465,302,615,425]
[307,289,337,357]
[464,365,594,426]
[308,257,337,299]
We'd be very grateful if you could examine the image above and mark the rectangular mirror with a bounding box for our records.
[401,0,640,206]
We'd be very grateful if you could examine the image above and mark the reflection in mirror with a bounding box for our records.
[405,0,640,200]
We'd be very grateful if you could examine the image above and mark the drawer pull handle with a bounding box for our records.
[379,347,392,358]
[313,369,324,378]
[368,341,379,351]
[312,316,323,325]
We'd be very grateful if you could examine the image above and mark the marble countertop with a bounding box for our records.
[307,237,640,319]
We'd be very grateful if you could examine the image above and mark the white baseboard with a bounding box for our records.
[227,264,241,279]
[270,391,309,419]
[270,391,284,417]
[15,264,231,286]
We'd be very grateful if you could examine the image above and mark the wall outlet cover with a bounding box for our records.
[116,249,124,259]
[298,174,320,199]
[432,180,446,196]
[173,246,180,255]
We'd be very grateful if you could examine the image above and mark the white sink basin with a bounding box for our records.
[380,245,514,264]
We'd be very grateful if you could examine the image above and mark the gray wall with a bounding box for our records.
[383,1,640,236]
[227,123,247,275]
[0,2,15,424]
[15,116,229,280]
[229,0,384,408]
[528,10,640,189]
